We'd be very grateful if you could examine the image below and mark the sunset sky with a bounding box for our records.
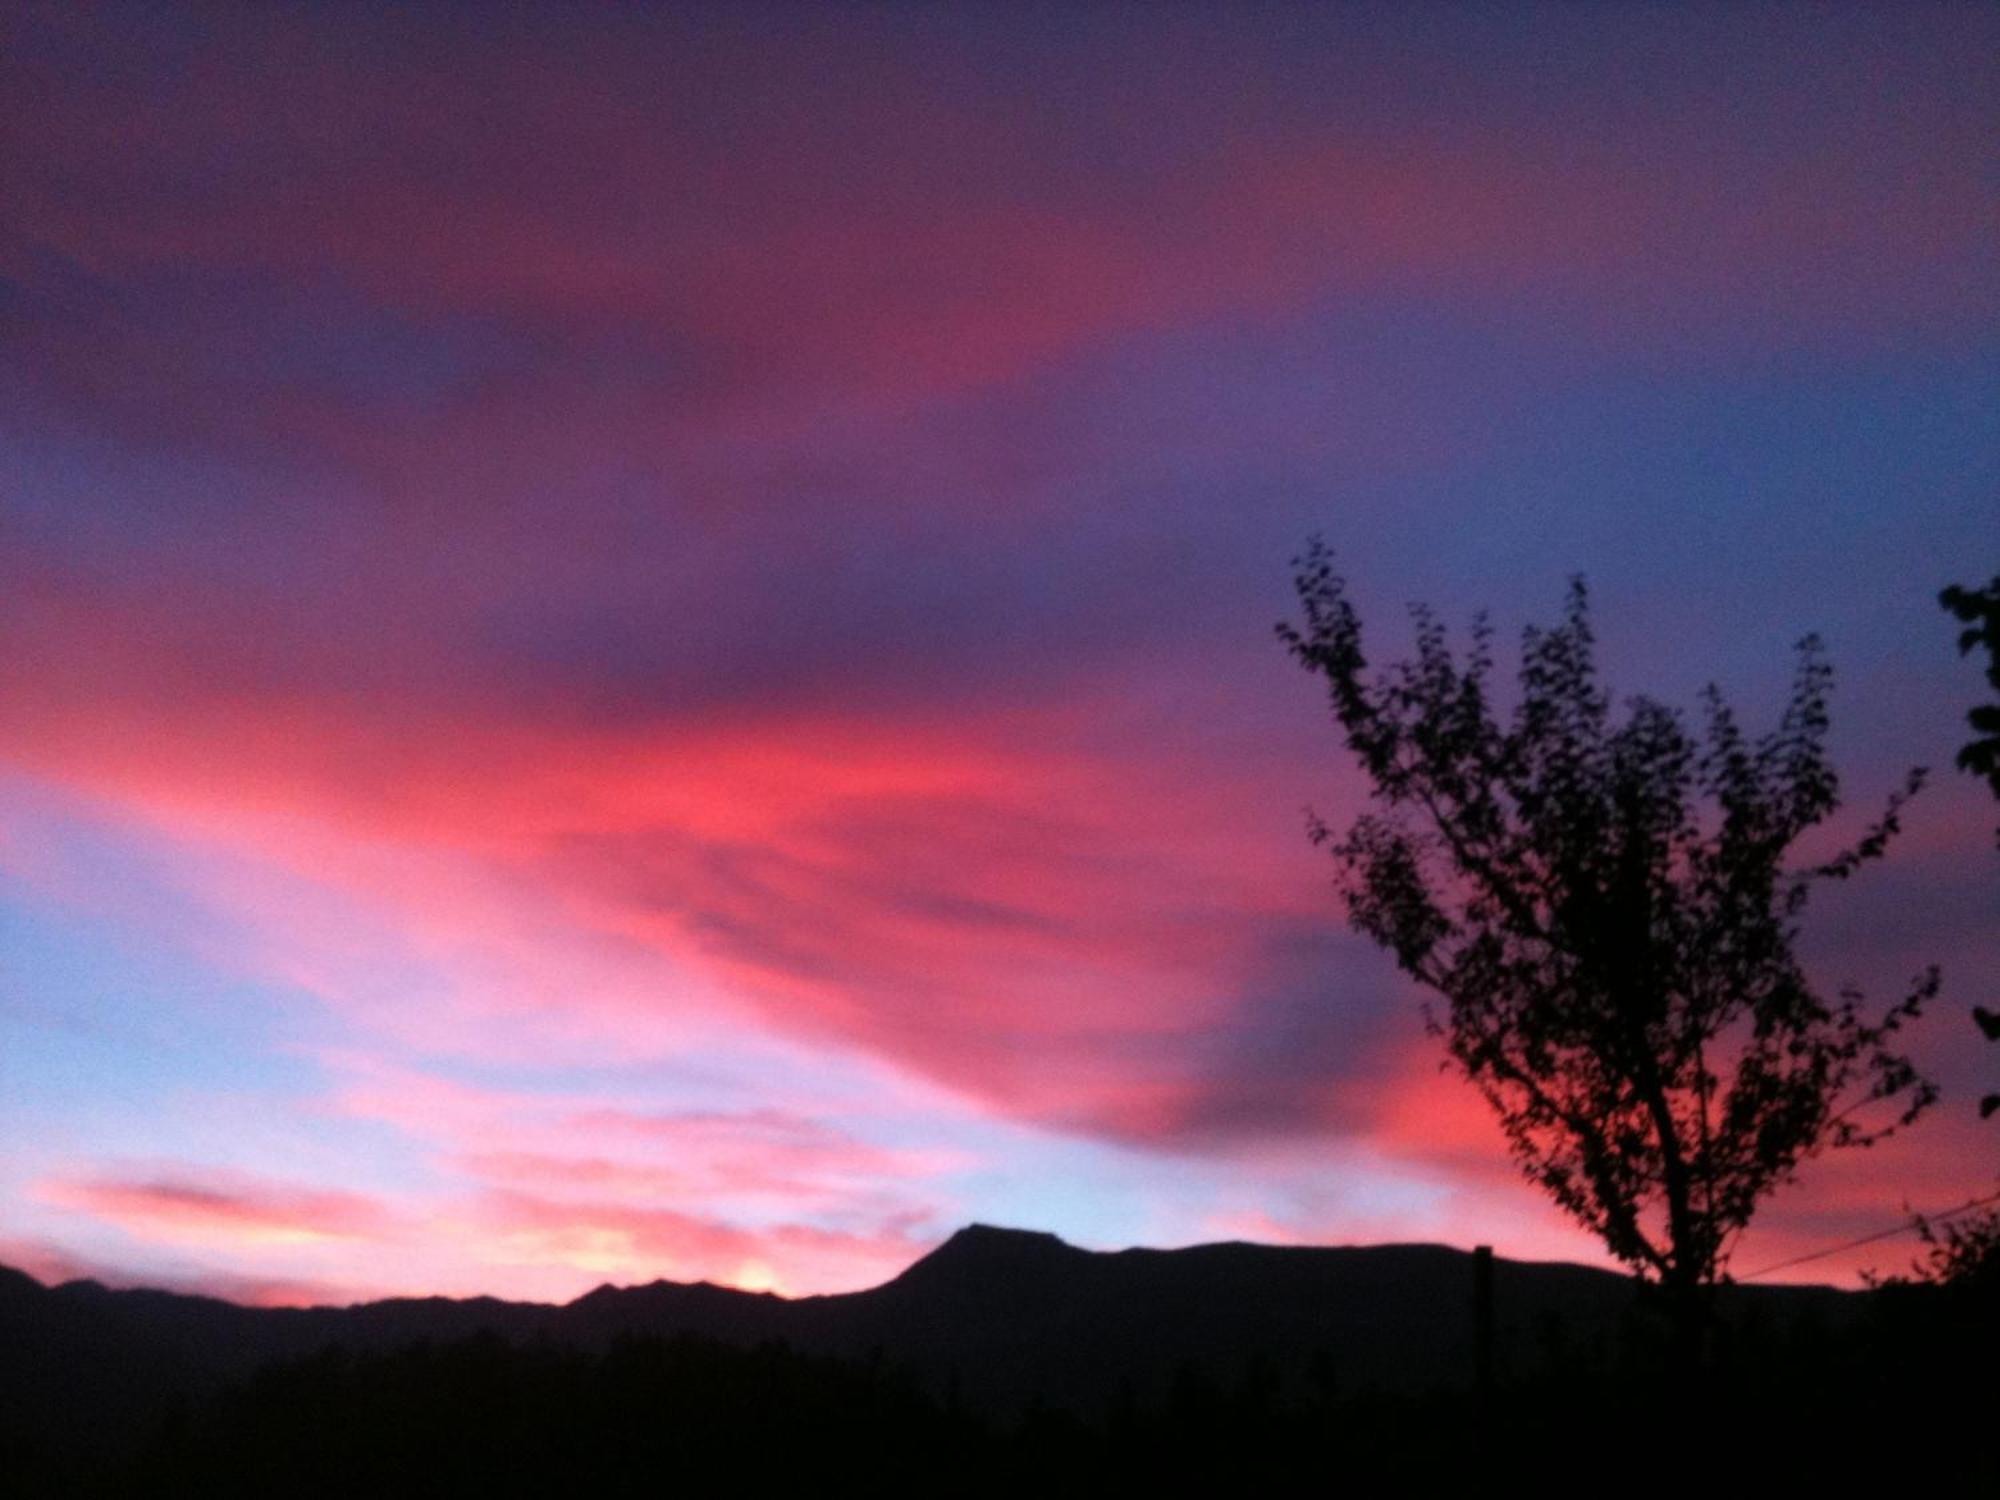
[3,3,1995,1305]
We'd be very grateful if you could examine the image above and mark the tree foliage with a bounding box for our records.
[1938,575,2000,1126]
[1939,574,2000,830]
[1902,1204,2000,1291]
[1278,541,1939,1300]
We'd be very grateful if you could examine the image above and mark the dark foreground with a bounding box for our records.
[4,1230,1991,1494]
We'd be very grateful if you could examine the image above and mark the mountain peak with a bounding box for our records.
[890,1224,1082,1291]
[933,1223,1077,1260]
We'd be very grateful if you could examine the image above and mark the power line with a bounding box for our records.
[1733,1189,2000,1281]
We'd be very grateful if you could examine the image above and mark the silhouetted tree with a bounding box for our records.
[1933,575,2000,1289]
[1939,575,2000,838]
[1890,1204,2000,1292]
[1277,542,1939,1349]
[1939,575,2000,1124]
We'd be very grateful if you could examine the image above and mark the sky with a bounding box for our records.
[2,2,1995,1305]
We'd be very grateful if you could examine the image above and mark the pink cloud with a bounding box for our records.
[0,1236,122,1289]
[26,1144,944,1301]
[462,1191,934,1296]
[560,1106,955,1196]
[8,7,1991,514]
[38,1171,394,1251]
[326,1059,964,1223]
[0,653,1355,1136]
[0,1234,365,1307]
[12,1171,917,1302]
[1305,1022,2000,1287]
[3,4,1992,1301]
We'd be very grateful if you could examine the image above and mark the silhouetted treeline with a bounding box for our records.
[10,1273,1991,1497]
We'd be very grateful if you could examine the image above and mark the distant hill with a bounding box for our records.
[0,1223,1856,1465]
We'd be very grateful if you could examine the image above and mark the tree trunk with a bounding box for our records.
[1660,1269,1712,1379]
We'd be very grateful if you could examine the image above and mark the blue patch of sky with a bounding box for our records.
[0,891,434,1192]
[0,787,446,1198]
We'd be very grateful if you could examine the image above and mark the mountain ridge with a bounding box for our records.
[0,1222,1862,1470]
[13,1221,1721,1312]
[3,1224,1840,1312]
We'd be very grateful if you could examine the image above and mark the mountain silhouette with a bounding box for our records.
[2,1222,1862,1476]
